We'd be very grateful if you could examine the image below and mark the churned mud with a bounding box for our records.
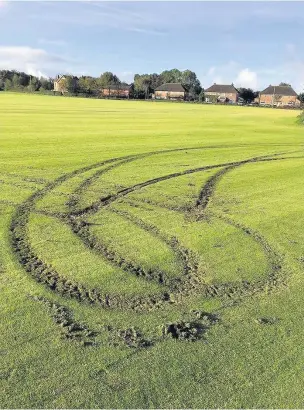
[10,148,296,347]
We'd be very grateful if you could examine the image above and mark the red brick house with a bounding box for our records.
[257,85,300,107]
[154,83,188,100]
[100,84,132,98]
[205,83,239,103]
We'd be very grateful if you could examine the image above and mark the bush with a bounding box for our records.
[297,112,304,124]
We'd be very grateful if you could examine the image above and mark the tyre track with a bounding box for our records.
[68,217,169,285]
[67,154,295,303]
[67,145,248,214]
[196,153,285,210]
[108,207,202,290]
[195,158,286,290]
[10,150,296,316]
[67,155,290,295]
[71,154,292,218]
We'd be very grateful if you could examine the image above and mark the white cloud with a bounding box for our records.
[200,61,238,88]
[26,66,48,79]
[235,68,258,89]
[0,46,72,77]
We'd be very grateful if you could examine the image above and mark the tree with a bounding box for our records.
[12,73,21,89]
[99,72,120,98]
[180,69,202,100]
[0,69,54,93]
[27,77,39,92]
[134,68,202,100]
[238,88,255,103]
[298,93,304,103]
[39,77,53,91]
[198,89,205,102]
[149,73,162,93]
[100,72,120,88]
[63,76,78,93]
[133,74,152,98]
[160,69,182,84]
[279,82,291,86]
[78,76,98,95]
[4,79,12,91]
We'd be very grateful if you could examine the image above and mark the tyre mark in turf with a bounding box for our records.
[65,148,217,287]
[108,207,202,290]
[68,155,154,212]
[196,153,286,210]
[10,146,219,310]
[214,213,284,286]
[68,218,169,285]
[11,196,179,311]
[67,154,287,289]
[67,145,258,214]
[10,150,296,314]
[195,159,286,289]
[71,154,290,218]
[64,149,263,288]
[9,150,303,350]
[10,155,148,310]
[66,159,256,288]
[68,154,293,304]
[196,153,304,211]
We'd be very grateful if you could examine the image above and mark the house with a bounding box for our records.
[205,83,239,103]
[257,85,300,107]
[53,75,78,93]
[100,84,132,98]
[154,83,188,100]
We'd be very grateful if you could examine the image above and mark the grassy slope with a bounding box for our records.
[0,93,303,408]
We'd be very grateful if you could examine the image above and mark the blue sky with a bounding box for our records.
[0,1,304,91]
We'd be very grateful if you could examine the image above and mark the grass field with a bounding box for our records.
[1,93,304,408]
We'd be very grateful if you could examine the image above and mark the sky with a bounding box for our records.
[0,1,304,91]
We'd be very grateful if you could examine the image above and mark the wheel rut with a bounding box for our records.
[9,148,299,345]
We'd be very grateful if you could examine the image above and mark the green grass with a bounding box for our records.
[1,92,304,408]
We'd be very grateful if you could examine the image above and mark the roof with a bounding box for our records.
[54,75,65,83]
[155,83,187,92]
[205,83,239,94]
[260,85,298,97]
[55,75,78,83]
[101,84,131,90]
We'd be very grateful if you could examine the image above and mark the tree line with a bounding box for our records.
[58,69,204,100]
[0,70,53,93]
[1,69,304,103]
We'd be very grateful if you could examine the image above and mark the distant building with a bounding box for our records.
[53,75,78,93]
[257,85,300,107]
[154,83,188,100]
[205,83,239,103]
[100,84,132,98]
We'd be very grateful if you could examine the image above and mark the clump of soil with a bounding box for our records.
[256,317,280,325]
[191,310,220,325]
[163,310,220,342]
[163,321,206,341]
[31,296,99,346]
[106,325,153,348]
